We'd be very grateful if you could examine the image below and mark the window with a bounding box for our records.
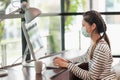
[28,0,61,13]
[92,0,120,56]
[0,0,21,66]
[28,0,61,55]
[64,0,90,50]
[64,0,120,56]
[0,18,22,66]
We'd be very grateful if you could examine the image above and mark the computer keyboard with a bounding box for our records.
[46,66,60,69]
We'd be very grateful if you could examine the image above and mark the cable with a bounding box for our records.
[0,46,31,69]
[11,45,28,66]
[11,56,22,66]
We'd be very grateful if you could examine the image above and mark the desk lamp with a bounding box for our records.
[0,1,41,76]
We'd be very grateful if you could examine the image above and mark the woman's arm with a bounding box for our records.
[69,52,88,64]
[53,51,89,68]
[53,49,89,65]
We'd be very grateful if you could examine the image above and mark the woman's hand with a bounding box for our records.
[53,57,70,63]
[53,57,69,68]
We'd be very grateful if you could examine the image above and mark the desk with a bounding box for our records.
[0,50,82,80]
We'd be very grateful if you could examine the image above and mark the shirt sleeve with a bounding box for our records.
[67,43,110,80]
[69,49,89,64]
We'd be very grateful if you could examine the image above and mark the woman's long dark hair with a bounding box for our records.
[83,10,111,59]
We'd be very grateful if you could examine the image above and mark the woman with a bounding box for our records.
[53,10,116,80]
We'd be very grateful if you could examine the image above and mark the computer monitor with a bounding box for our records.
[22,17,46,62]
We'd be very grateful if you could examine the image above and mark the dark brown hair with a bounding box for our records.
[83,10,111,59]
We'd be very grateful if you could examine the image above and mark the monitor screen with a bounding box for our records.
[25,17,46,60]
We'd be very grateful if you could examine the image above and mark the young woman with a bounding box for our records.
[53,10,116,80]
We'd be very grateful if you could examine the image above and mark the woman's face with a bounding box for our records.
[82,20,93,34]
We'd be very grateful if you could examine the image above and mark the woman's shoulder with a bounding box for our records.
[99,39,106,44]
[96,39,110,52]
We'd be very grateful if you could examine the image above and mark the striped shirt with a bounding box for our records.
[67,39,116,80]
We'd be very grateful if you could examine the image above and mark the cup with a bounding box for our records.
[34,60,45,74]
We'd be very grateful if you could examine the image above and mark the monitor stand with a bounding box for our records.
[22,46,35,67]
[0,69,8,77]
[22,61,34,67]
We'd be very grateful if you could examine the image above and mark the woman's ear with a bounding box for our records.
[92,23,96,30]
